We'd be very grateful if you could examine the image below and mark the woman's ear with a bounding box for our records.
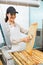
[7,14,9,17]
[7,13,10,17]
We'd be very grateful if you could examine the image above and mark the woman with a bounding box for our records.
[5,6,32,51]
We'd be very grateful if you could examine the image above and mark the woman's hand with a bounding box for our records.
[22,37,31,43]
[21,34,33,43]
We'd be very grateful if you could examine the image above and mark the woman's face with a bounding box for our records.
[7,13,16,22]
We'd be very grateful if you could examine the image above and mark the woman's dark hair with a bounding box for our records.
[5,6,18,22]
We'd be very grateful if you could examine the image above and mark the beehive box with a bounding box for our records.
[10,49,43,65]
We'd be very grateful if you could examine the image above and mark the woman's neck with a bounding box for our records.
[8,20,16,26]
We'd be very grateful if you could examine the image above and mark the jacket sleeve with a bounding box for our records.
[17,23,28,34]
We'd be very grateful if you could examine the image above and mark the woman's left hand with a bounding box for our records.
[22,36,31,43]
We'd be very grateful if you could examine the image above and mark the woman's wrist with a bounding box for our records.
[20,38,26,42]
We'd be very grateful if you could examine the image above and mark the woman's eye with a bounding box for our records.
[10,17,15,19]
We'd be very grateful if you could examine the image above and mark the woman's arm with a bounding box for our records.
[20,27,28,34]
[10,35,33,45]
[17,23,28,34]
[10,39,22,45]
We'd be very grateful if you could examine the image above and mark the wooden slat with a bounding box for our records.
[32,53,43,63]
[32,49,43,60]
[18,53,32,65]
[13,52,27,65]
[32,50,43,63]
[9,53,22,65]
[25,50,40,64]
[32,53,41,64]
[33,49,43,57]
[20,51,35,64]
[0,60,3,65]
[27,49,43,64]
[18,51,33,65]
[17,53,33,65]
